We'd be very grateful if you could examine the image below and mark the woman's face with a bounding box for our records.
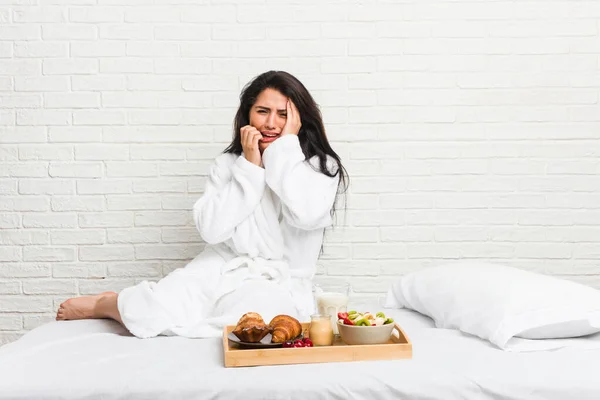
[249,88,288,153]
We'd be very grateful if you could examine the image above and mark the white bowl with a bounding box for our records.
[337,321,395,345]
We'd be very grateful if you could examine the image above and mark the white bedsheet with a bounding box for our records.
[1,302,599,400]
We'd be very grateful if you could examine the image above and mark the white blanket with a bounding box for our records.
[1,301,599,400]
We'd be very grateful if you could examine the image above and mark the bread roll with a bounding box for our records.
[232,312,270,343]
[269,315,302,343]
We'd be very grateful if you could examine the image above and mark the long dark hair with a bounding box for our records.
[223,70,348,225]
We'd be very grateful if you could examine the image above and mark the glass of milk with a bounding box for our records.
[314,283,351,335]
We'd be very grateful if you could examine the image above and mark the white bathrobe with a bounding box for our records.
[117,135,340,339]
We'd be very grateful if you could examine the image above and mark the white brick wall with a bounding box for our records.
[1,1,600,345]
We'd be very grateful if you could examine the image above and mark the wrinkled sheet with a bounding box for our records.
[1,302,599,400]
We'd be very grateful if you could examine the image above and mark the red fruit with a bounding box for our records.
[303,338,313,347]
[282,341,294,348]
[293,341,305,348]
[337,312,349,320]
[343,317,354,326]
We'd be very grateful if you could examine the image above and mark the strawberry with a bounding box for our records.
[337,312,349,320]
[343,317,355,325]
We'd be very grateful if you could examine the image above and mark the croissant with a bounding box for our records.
[269,315,302,343]
[232,312,271,343]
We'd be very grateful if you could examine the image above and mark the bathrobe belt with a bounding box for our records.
[216,255,314,315]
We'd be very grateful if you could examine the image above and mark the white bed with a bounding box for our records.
[1,301,599,400]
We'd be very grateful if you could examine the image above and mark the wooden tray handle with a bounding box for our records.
[392,323,401,340]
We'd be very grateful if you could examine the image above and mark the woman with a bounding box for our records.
[56,71,348,339]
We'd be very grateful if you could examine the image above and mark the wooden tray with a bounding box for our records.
[223,322,412,368]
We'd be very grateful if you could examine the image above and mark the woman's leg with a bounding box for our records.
[56,291,123,326]
[55,247,226,337]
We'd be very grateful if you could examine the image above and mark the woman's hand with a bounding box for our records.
[240,125,263,167]
[281,99,302,136]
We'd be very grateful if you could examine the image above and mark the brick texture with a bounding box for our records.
[1,1,599,345]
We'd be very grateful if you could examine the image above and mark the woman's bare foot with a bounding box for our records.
[56,292,117,321]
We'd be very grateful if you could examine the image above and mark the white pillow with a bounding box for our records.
[384,262,600,351]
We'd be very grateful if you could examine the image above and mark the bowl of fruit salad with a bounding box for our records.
[337,311,395,345]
